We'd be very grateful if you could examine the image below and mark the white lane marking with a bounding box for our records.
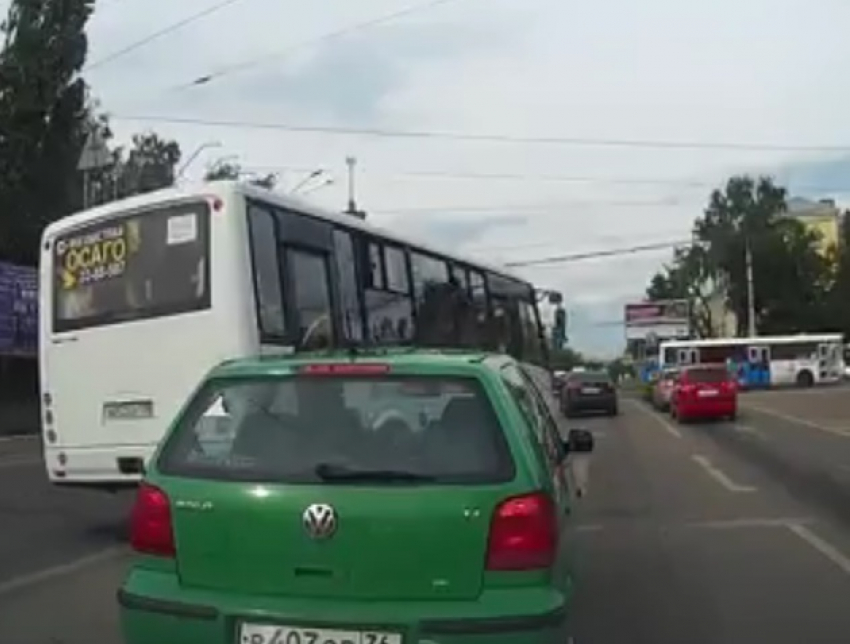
[0,546,128,597]
[742,402,850,438]
[625,399,682,438]
[0,434,38,444]
[786,523,850,577]
[691,454,757,493]
[0,457,41,470]
[687,516,814,530]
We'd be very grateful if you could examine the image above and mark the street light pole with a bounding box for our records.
[745,237,757,337]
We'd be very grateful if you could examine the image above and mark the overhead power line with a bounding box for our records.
[86,0,247,71]
[243,164,850,194]
[108,114,850,152]
[181,0,469,88]
[371,198,678,214]
[504,239,692,268]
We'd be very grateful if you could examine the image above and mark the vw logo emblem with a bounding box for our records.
[302,503,338,540]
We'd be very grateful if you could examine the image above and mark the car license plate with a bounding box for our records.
[238,624,402,644]
[698,389,718,397]
[581,387,600,394]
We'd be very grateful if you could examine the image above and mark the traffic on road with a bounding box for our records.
[2,382,850,644]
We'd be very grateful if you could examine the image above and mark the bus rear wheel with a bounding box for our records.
[796,370,814,388]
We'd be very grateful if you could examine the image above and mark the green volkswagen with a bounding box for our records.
[118,350,593,644]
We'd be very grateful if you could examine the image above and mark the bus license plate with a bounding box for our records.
[102,400,153,421]
[238,624,402,644]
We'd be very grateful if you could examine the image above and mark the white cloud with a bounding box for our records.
[60,0,850,352]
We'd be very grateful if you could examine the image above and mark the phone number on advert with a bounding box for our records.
[76,261,126,286]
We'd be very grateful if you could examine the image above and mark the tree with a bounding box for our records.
[695,176,832,334]
[204,159,277,189]
[0,0,95,264]
[82,127,183,206]
[646,244,715,337]
[647,175,832,337]
[827,212,850,336]
[549,347,583,372]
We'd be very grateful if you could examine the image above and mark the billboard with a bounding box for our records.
[0,262,38,356]
[624,299,690,342]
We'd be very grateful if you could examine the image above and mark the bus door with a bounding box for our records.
[264,206,338,350]
[747,345,770,388]
[817,343,838,380]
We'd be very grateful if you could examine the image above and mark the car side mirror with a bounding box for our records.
[563,428,594,454]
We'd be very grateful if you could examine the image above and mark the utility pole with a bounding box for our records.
[745,237,757,337]
[345,156,365,219]
[77,128,111,209]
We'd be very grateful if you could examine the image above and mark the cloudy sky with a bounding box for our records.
[16,0,850,356]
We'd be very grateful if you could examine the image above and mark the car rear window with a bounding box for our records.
[568,371,611,384]
[158,375,514,485]
[686,367,729,383]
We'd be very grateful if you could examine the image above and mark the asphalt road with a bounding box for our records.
[2,386,850,644]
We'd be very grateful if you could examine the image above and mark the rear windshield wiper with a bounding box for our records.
[314,463,436,483]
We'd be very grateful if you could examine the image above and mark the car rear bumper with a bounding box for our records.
[678,399,736,419]
[44,444,154,488]
[119,570,572,644]
[565,393,616,412]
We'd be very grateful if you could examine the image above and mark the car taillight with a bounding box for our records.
[130,483,175,558]
[679,384,696,397]
[486,492,557,571]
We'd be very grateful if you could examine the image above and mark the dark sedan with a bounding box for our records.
[561,370,618,417]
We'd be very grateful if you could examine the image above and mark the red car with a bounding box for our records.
[670,364,737,422]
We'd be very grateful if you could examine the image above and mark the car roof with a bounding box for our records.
[208,348,510,379]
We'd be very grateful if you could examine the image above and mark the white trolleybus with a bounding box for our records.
[39,181,556,490]
[658,333,845,389]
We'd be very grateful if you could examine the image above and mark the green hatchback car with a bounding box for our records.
[118,350,594,644]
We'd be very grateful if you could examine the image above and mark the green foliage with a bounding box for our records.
[828,213,850,337]
[204,159,277,189]
[0,0,95,265]
[549,347,584,372]
[84,129,183,205]
[647,175,838,337]
[0,0,186,266]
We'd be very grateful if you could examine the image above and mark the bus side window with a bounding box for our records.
[362,241,414,344]
[468,270,489,343]
[287,249,334,350]
[247,204,286,339]
[332,229,364,342]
